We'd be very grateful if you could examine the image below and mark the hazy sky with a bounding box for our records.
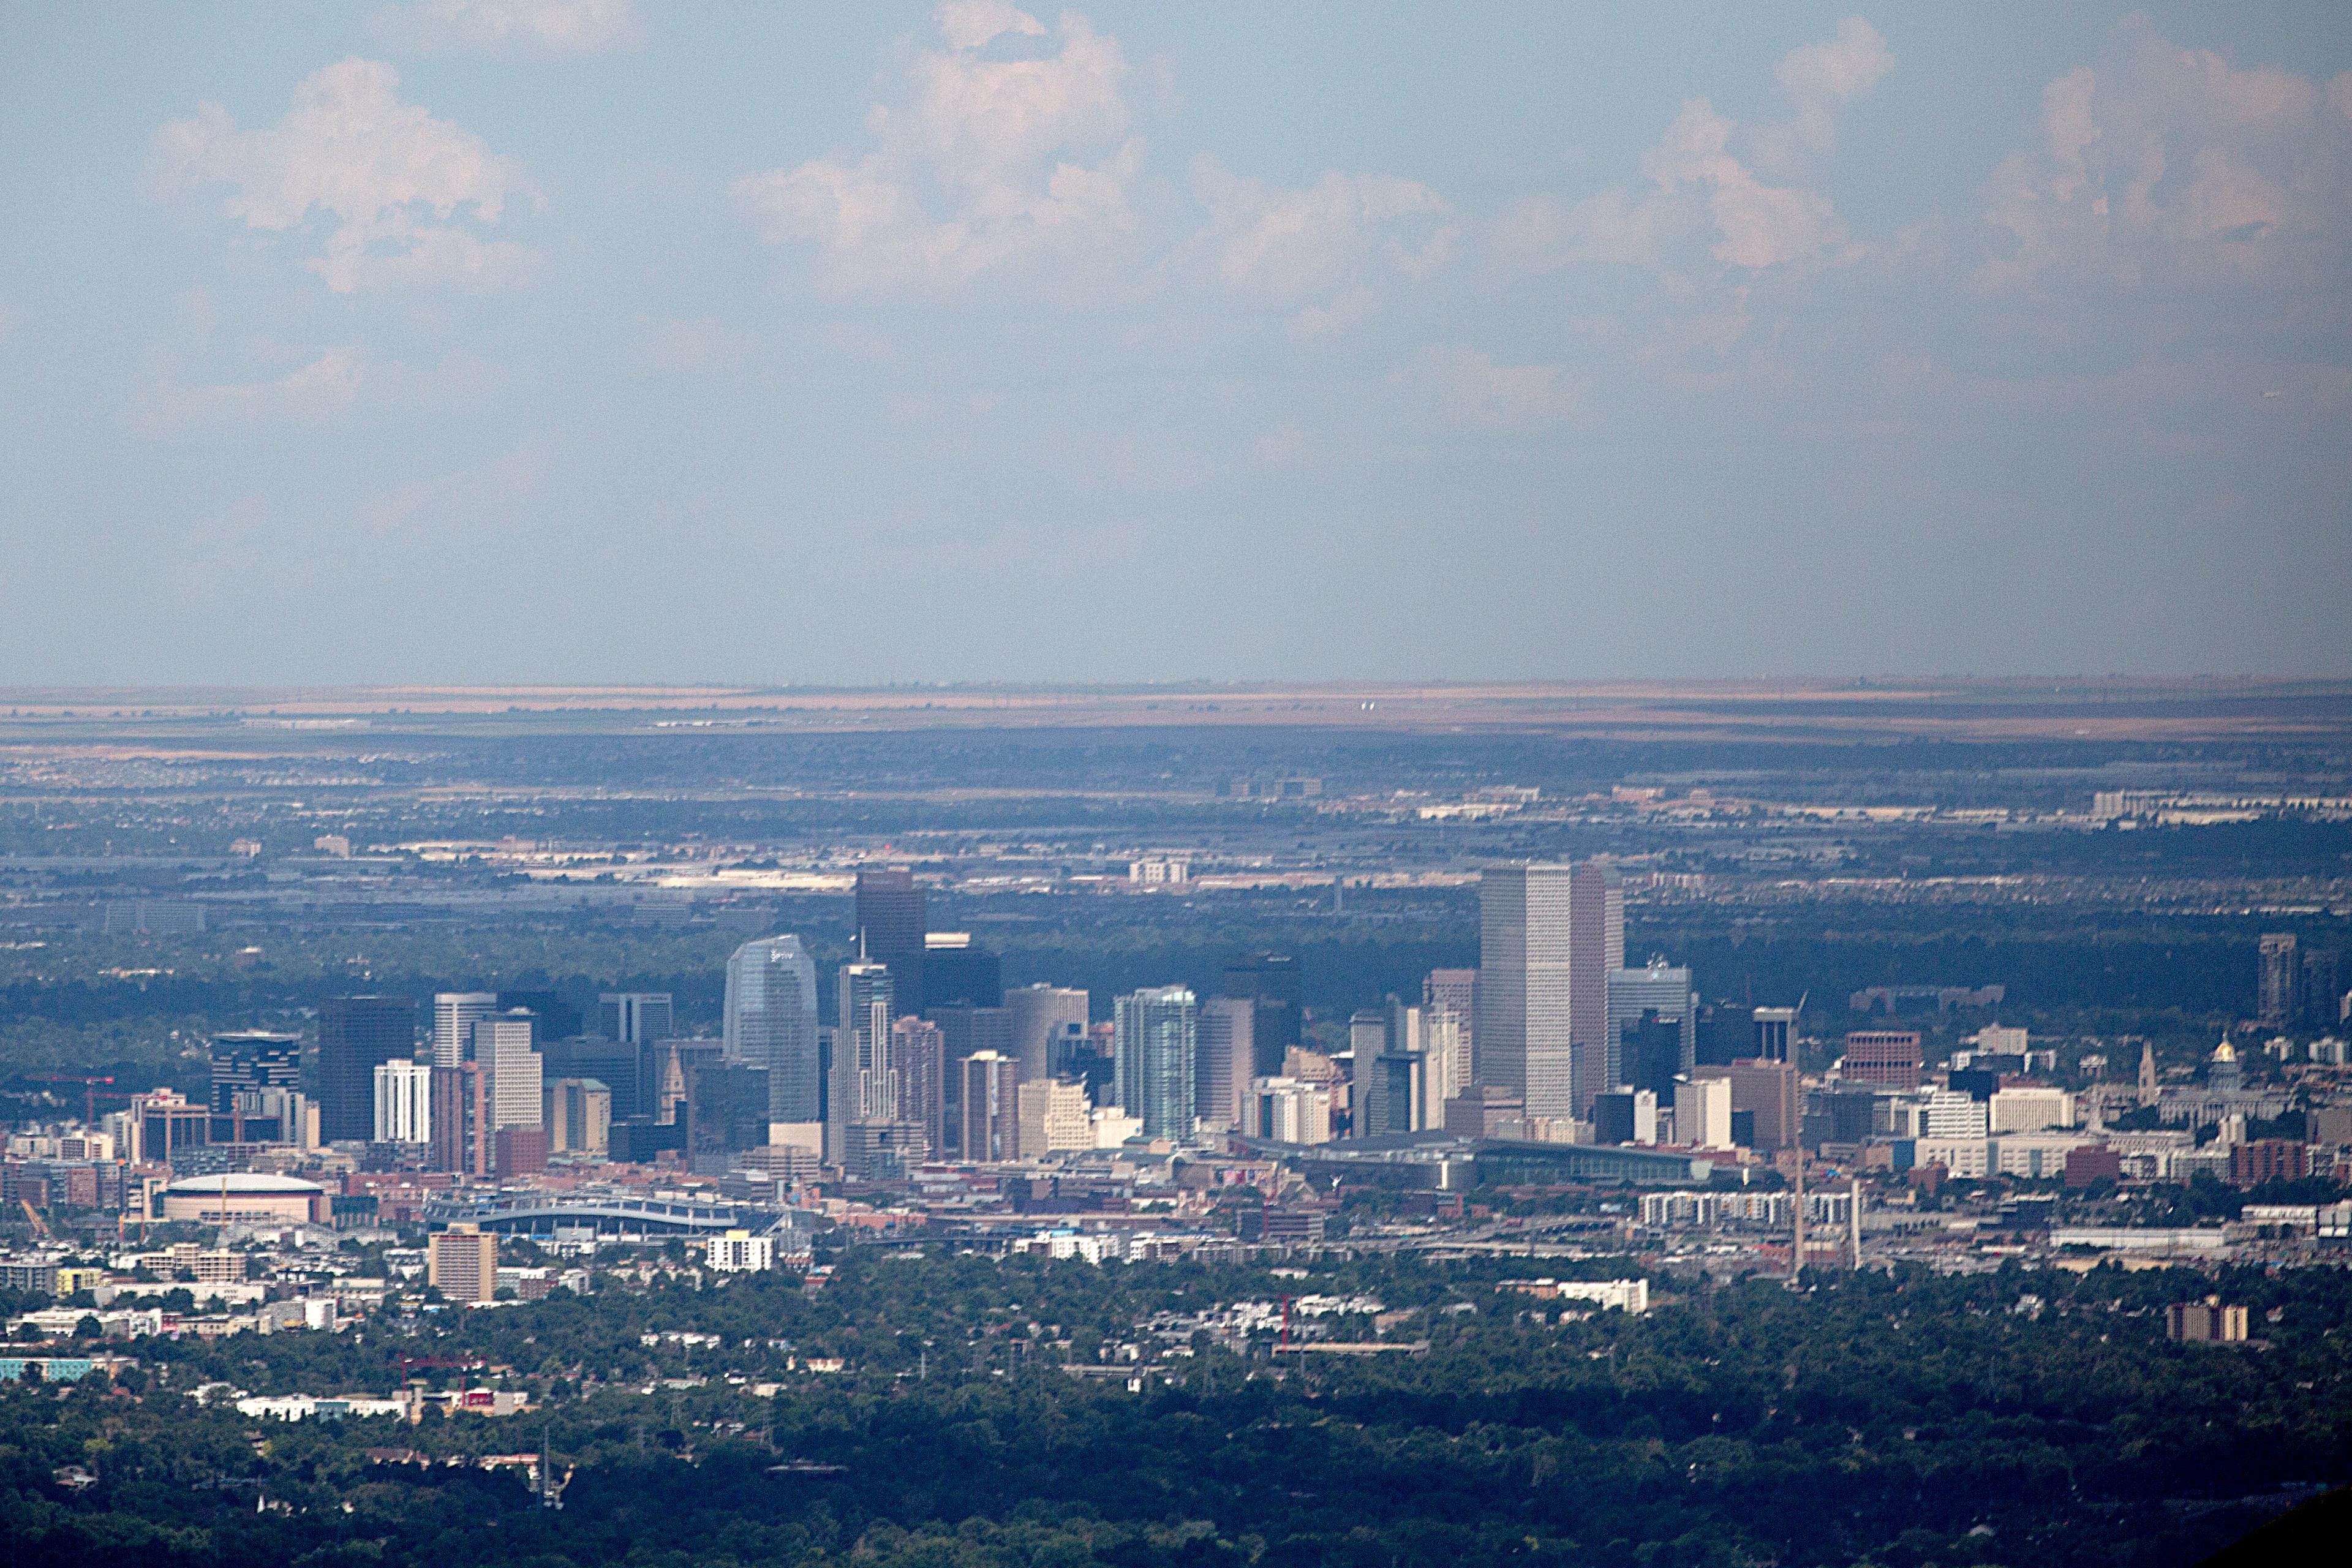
[2,2,2346,685]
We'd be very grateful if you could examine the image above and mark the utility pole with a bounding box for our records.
[1789,1151,1806,1289]
[1849,1178,1863,1270]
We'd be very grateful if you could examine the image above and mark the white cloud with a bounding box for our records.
[1982,21,2352,288]
[1192,162,1457,303]
[736,4,1144,295]
[366,0,645,56]
[1643,99,1844,270]
[149,58,534,293]
[1771,17,1893,157]
[130,346,367,435]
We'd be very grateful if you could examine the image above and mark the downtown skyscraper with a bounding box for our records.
[1115,985,1197,1139]
[1476,862,1622,1122]
[723,935,820,1150]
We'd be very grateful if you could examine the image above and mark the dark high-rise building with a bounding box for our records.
[1618,1012,1684,1102]
[209,1031,302,1115]
[431,1062,489,1176]
[685,1061,771,1173]
[854,869,925,1014]
[1221,953,1301,1075]
[922,932,1002,1010]
[2258,933,2299,1028]
[924,1002,1011,1150]
[2304,949,2342,1030]
[317,996,414,1144]
[545,1036,644,1121]
[597,993,674,1049]
[497,990,580,1040]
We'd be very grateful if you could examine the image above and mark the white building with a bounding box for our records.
[432,992,497,1071]
[1477,864,1577,1119]
[707,1230,775,1272]
[1673,1076,1732,1151]
[372,1059,432,1144]
[472,1014,542,1131]
[1017,1079,1093,1155]
[1990,1086,2075,1134]
[1246,1076,1335,1145]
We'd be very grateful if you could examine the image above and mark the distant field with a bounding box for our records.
[3,678,2351,745]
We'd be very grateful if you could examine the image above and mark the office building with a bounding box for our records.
[495,989,577,1038]
[685,1062,772,1172]
[471,1012,543,1131]
[1476,864,1575,1119]
[1843,1030,1924,1089]
[598,992,674,1050]
[1569,862,1625,1112]
[430,1063,489,1175]
[1675,1076,1733,1150]
[892,1016,948,1156]
[543,1036,643,1121]
[1424,968,1476,1077]
[2305,949,2343,1030]
[372,1058,432,1145]
[209,1031,301,1115]
[1114,986,1198,1139]
[1017,1078,1092,1155]
[2258,933,2298,1028]
[1593,1088,1659,1147]
[960,1050,1020,1161]
[829,960,896,1163]
[428,1224,496,1304]
[317,996,414,1144]
[854,869,926,1015]
[493,1123,548,1178]
[707,1231,774,1272]
[1706,1058,1800,1151]
[1006,984,1090,1082]
[922,932,1003,1010]
[1443,1084,1526,1139]
[1753,1006,1798,1064]
[432,993,498,1070]
[2166,1299,2248,1344]
[924,1002,1010,1148]
[1608,959,1697,1091]
[544,1077,611,1155]
[1196,997,1256,1129]
[1221,954,1302,1075]
[1246,1076,1335,1144]
[723,935,821,1147]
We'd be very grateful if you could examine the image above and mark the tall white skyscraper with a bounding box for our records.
[432,992,498,1070]
[1115,986,1197,1140]
[1476,864,1575,1119]
[471,1013,542,1131]
[827,960,895,1164]
[372,1058,432,1144]
[723,935,821,1145]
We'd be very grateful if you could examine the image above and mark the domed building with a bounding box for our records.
[156,1172,328,1225]
[2207,1037,2244,1096]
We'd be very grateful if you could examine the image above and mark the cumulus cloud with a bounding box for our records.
[366,0,646,56]
[1982,20,2352,288]
[1191,162,1457,304]
[1769,17,1893,158]
[149,58,534,293]
[1642,99,1845,270]
[736,4,1144,294]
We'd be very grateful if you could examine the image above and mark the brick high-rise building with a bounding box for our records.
[1842,1030,1923,1090]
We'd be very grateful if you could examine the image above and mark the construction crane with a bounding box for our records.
[24,1074,123,1126]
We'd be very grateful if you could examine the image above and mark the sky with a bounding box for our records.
[1,1,2347,686]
